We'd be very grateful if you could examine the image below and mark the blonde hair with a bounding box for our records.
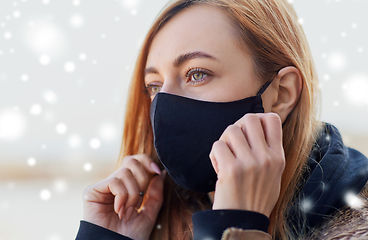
[118,0,321,239]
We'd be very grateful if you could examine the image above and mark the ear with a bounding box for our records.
[268,66,302,124]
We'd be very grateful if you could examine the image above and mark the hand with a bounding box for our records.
[82,154,166,240]
[209,113,285,217]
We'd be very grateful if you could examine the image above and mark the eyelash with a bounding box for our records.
[185,67,212,85]
[144,67,213,96]
[145,83,161,97]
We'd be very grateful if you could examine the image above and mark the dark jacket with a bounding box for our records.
[75,123,368,240]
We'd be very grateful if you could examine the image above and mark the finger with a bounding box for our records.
[257,113,283,151]
[124,206,135,223]
[219,124,251,159]
[134,191,144,210]
[210,140,235,176]
[89,177,128,216]
[119,168,140,210]
[235,114,268,151]
[209,148,219,174]
[83,181,114,204]
[122,154,161,176]
[141,170,166,222]
[119,157,149,193]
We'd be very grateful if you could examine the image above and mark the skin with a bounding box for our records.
[82,5,302,240]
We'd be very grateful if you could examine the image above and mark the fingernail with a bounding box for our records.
[119,205,124,220]
[151,162,161,175]
[125,206,134,222]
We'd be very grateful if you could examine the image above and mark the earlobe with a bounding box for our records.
[271,66,302,123]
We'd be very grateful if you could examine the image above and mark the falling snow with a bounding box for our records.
[13,11,21,18]
[343,75,368,106]
[0,109,26,140]
[4,32,12,39]
[26,21,66,56]
[100,123,118,141]
[73,0,80,6]
[345,192,363,209]
[0,1,367,239]
[301,199,313,212]
[83,162,93,172]
[122,0,140,9]
[89,138,101,149]
[325,134,331,141]
[64,61,76,73]
[27,157,37,166]
[68,134,81,148]
[40,189,52,201]
[79,53,87,61]
[30,104,42,115]
[323,74,330,81]
[70,14,84,28]
[21,74,29,82]
[327,52,346,71]
[53,179,68,193]
[39,55,51,65]
[56,123,68,134]
[42,89,58,104]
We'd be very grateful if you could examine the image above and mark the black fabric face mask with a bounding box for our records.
[150,81,272,193]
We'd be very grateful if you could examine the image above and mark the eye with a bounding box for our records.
[192,72,204,81]
[145,83,162,97]
[186,67,212,85]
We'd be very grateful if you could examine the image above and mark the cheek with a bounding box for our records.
[201,77,258,102]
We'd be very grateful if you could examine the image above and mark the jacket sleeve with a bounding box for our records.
[75,220,133,240]
[192,209,271,240]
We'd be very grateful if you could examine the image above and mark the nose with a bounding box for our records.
[160,79,181,96]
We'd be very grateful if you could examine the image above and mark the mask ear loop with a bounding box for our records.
[256,69,283,96]
[256,80,273,96]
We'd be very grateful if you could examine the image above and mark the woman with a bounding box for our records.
[75,0,368,239]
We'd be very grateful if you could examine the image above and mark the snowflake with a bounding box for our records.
[344,192,363,209]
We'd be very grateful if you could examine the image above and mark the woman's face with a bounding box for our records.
[145,5,264,103]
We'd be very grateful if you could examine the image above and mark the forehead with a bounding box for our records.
[146,5,240,66]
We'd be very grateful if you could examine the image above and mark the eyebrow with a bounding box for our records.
[144,51,218,76]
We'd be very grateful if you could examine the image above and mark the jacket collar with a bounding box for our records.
[288,123,368,235]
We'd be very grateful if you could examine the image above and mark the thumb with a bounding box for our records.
[141,170,166,221]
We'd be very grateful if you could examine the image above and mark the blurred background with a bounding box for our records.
[1,0,368,239]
